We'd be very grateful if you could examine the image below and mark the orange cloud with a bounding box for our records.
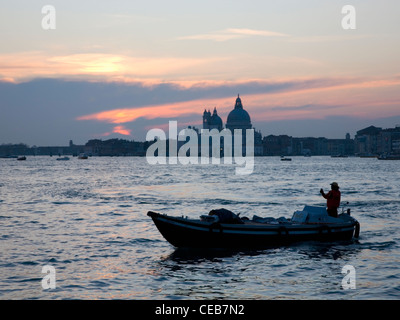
[77,97,232,124]
[76,77,400,128]
[93,125,132,138]
[113,125,131,136]
[0,51,228,83]
[50,54,124,74]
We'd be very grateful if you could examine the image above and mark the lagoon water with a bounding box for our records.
[1,156,399,299]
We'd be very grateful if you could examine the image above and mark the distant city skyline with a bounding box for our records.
[3,123,400,159]
[1,1,400,146]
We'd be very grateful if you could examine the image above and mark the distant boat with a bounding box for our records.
[280,156,292,161]
[17,156,26,160]
[78,153,88,159]
[56,156,70,161]
[331,154,348,158]
[359,154,377,158]
[378,154,400,160]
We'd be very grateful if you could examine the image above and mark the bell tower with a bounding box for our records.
[203,109,211,129]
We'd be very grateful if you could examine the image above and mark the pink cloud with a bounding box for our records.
[113,125,131,136]
[76,76,400,128]
[77,97,233,124]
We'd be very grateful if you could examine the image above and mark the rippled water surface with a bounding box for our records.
[1,156,399,299]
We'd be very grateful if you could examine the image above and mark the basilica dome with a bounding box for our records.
[226,95,252,130]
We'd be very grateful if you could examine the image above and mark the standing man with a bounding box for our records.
[320,182,341,218]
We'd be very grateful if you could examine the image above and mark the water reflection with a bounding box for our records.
[146,242,364,300]
[149,248,255,299]
[156,239,363,264]
[294,241,362,261]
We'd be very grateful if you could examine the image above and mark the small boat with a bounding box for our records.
[148,206,360,248]
[378,154,400,160]
[280,156,292,161]
[56,156,70,161]
[17,156,26,160]
[78,153,88,159]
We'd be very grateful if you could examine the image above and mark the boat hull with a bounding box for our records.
[147,211,359,248]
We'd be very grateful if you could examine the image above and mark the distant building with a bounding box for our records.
[0,139,147,157]
[84,138,146,156]
[263,135,292,156]
[355,125,400,156]
[262,134,354,156]
[354,125,382,156]
[225,95,252,132]
[201,95,263,156]
[203,108,223,131]
[0,143,31,157]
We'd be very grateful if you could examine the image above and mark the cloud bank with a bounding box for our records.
[1,76,399,145]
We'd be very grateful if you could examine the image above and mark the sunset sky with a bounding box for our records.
[1,0,400,145]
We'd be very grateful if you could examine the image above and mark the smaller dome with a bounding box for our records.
[210,115,222,127]
[209,108,223,128]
